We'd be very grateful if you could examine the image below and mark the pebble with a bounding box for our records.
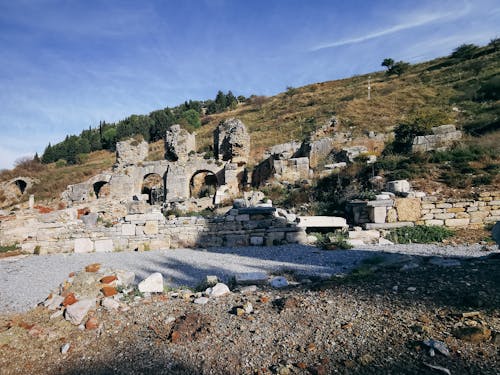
[50,310,64,319]
[423,339,450,357]
[60,343,70,354]
[407,287,417,292]
[44,295,64,310]
[101,297,120,311]
[194,297,209,305]
[240,285,258,294]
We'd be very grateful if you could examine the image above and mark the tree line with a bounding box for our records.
[41,90,246,164]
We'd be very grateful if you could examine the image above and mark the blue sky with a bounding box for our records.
[0,0,498,169]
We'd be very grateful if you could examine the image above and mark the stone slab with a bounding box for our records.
[94,239,113,253]
[237,207,276,215]
[121,224,136,236]
[74,238,94,253]
[297,216,347,228]
[364,222,415,230]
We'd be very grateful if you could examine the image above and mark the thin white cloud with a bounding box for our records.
[310,2,472,51]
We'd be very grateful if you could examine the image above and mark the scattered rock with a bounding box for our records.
[62,293,78,307]
[424,363,451,375]
[100,275,117,284]
[239,285,258,294]
[115,270,135,287]
[65,299,95,325]
[101,286,118,297]
[428,258,461,267]
[85,263,101,273]
[270,276,289,288]
[454,326,491,343]
[194,297,209,305]
[85,316,99,330]
[407,287,417,292]
[235,272,268,285]
[138,272,164,293]
[205,275,218,285]
[101,297,120,311]
[206,283,230,298]
[60,343,70,355]
[423,339,450,357]
[44,295,64,310]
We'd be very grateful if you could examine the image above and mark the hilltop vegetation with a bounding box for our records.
[1,40,499,205]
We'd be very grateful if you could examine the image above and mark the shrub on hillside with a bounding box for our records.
[386,225,454,244]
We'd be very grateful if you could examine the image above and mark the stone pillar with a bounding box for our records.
[29,194,34,210]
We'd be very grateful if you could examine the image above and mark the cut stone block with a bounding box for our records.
[74,238,93,253]
[445,218,470,227]
[368,206,387,224]
[121,224,136,236]
[235,272,268,285]
[250,236,264,246]
[143,220,159,235]
[297,216,348,228]
[94,239,113,253]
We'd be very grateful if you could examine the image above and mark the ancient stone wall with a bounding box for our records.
[348,190,500,229]
[214,118,250,164]
[1,207,305,254]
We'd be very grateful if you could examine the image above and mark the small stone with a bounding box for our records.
[100,275,117,284]
[454,326,491,343]
[194,297,209,305]
[392,285,399,292]
[206,283,230,298]
[50,310,64,319]
[235,272,268,285]
[101,297,120,311]
[85,263,101,273]
[62,293,78,307]
[205,275,218,285]
[270,276,289,288]
[115,270,135,287]
[423,339,450,357]
[138,272,164,293]
[260,296,270,303]
[61,343,70,354]
[407,287,417,292]
[65,299,95,325]
[85,317,99,330]
[235,307,245,316]
[243,302,253,314]
[101,286,118,297]
[296,362,307,369]
[240,285,258,294]
[44,295,64,310]
[359,354,374,365]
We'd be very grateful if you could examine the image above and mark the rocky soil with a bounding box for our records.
[0,247,499,374]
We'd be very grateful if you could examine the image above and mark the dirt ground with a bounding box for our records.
[0,250,499,375]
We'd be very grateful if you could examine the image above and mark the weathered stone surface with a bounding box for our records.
[238,207,276,215]
[143,220,159,235]
[309,138,334,168]
[44,295,64,310]
[386,208,398,223]
[364,222,415,229]
[445,218,470,227]
[297,216,347,228]
[214,118,250,164]
[116,138,148,167]
[425,219,444,226]
[270,276,289,288]
[206,283,230,297]
[387,180,411,194]
[348,230,380,241]
[81,213,98,227]
[121,224,136,236]
[395,198,421,222]
[165,124,196,162]
[65,299,95,325]
[235,272,268,285]
[492,221,500,246]
[116,270,135,287]
[102,297,120,310]
[94,239,113,253]
[412,125,462,153]
[138,272,164,293]
[335,146,368,163]
[74,238,94,253]
[250,236,264,246]
[368,206,387,224]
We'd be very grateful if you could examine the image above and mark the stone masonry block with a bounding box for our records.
[425,219,444,226]
[122,224,136,236]
[74,238,93,253]
[94,239,113,253]
[395,198,421,222]
[144,221,159,235]
[445,218,470,227]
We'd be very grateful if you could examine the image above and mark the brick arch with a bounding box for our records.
[189,170,219,199]
[142,173,164,204]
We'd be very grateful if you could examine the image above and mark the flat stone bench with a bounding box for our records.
[297,216,348,229]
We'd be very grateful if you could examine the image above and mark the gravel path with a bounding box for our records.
[1,243,498,314]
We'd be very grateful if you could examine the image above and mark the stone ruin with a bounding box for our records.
[412,124,462,153]
[62,118,251,210]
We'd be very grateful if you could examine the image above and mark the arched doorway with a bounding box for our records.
[142,173,163,204]
[93,181,110,199]
[14,179,27,195]
[190,170,218,199]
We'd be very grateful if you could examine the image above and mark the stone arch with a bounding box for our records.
[13,179,27,195]
[93,181,110,199]
[190,170,218,199]
[142,173,164,204]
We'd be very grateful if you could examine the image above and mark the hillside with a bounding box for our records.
[1,41,499,206]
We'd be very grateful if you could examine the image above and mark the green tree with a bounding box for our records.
[41,143,54,163]
[150,108,175,141]
[102,127,117,150]
[387,61,410,76]
[381,58,395,70]
[451,43,480,60]
[180,109,201,129]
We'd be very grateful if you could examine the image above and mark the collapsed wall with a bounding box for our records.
[0,206,306,254]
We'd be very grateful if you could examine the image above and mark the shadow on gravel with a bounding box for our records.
[136,247,500,312]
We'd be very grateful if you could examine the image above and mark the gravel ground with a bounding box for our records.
[0,245,499,375]
[1,243,498,314]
